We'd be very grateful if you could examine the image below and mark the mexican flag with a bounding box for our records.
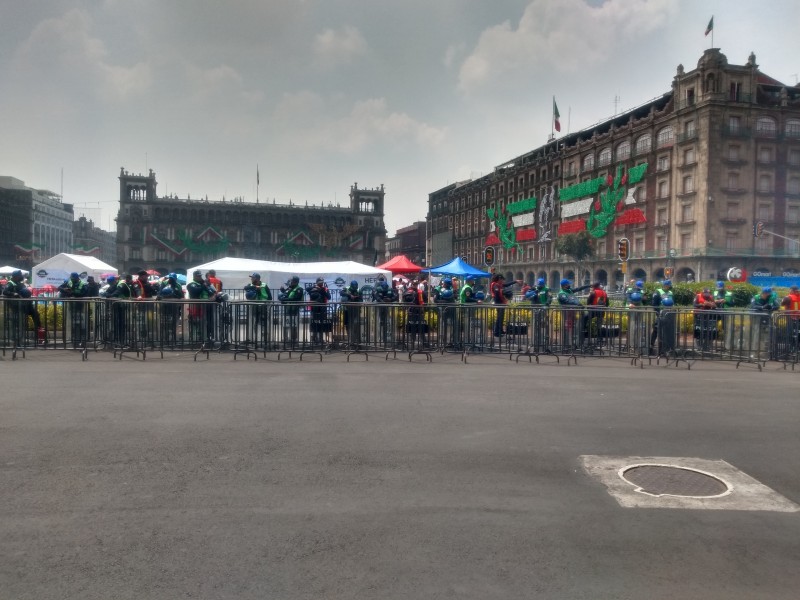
[705,16,714,36]
[553,97,561,132]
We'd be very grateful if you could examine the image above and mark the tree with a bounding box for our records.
[555,231,595,286]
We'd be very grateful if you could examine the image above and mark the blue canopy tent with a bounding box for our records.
[423,257,490,278]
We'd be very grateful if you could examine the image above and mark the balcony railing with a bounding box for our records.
[677,131,698,143]
[721,125,751,138]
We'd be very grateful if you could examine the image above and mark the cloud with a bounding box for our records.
[272,93,446,154]
[13,8,152,102]
[457,0,677,93]
[313,25,367,68]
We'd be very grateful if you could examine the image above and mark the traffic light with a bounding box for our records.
[753,220,765,238]
[483,246,495,266]
[617,238,630,261]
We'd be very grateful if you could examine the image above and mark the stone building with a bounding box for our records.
[385,221,427,264]
[115,168,387,275]
[0,176,74,270]
[72,216,118,266]
[428,49,800,288]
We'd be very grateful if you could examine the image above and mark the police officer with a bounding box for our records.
[557,279,583,351]
[58,272,89,346]
[309,277,332,345]
[749,287,779,359]
[650,279,675,355]
[584,282,608,349]
[103,275,132,345]
[434,278,457,347]
[187,269,218,342]
[371,275,396,345]
[2,269,42,343]
[244,272,272,301]
[713,280,735,351]
[58,272,88,299]
[279,276,305,346]
[339,279,362,347]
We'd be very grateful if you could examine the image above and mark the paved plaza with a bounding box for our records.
[1,351,799,599]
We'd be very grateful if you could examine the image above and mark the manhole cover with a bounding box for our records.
[621,464,730,498]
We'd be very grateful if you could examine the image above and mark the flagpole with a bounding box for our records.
[256,164,259,204]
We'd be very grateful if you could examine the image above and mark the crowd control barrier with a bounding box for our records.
[1,296,798,368]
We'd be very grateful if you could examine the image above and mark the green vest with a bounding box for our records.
[460,283,473,304]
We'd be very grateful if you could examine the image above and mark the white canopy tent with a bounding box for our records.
[0,265,30,276]
[31,253,117,288]
[187,257,391,299]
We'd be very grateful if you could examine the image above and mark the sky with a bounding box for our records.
[1,0,798,235]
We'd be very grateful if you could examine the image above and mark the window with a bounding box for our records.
[635,185,646,201]
[598,241,606,256]
[683,148,696,165]
[726,234,738,251]
[787,205,800,224]
[616,141,631,161]
[757,204,771,220]
[567,161,576,176]
[728,145,740,161]
[758,174,772,193]
[582,154,595,171]
[657,155,670,171]
[729,116,741,133]
[684,120,696,136]
[680,232,693,250]
[759,146,773,163]
[786,119,800,138]
[657,207,668,225]
[687,87,695,105]
[634,237,644,253]
[727,172,740,190]
[756,116,777,136]
[681,204,694,222]
[789,149,800,166]
[635,134,652,155]
[598,147,612,167]
[682,175,694,194]
[657,236,667,253]
[756,235,770,252]
[657,180,669,198]
[788,178,800,195]
[656,126,674,148]
[726,203,740,219]
[729,82,742,102]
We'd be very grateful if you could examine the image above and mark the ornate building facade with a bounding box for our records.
[115,168,387,275]
[428,49,800,288]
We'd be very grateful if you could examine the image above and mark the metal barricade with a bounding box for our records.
[771,311,800,367]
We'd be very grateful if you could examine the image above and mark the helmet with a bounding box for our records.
[663,279,672,286]
[466,275,476,282]
[524,289,537,300]
[560,278,570,286]
[70,272,80,279]
[762,287,772,294]
[11,269,22,278]
[635,280,644,288]
[193,270,202,277]
[377,275,386,282]
[245,289,257,300]
[716,280,725,288]
[159,286,174,297]
[537,278,545,286]
[475,291,485,300]
[107,275,117,283]
[250,272,260,279]
[316,277,325,284]
[661,297,674,307]
[443,277,452,284]
[441,289,454,299]
[291,275,300,285]
[350,280,359,288]
[168,272,177,280]
[18,287,32,298]
[630,292,643,303]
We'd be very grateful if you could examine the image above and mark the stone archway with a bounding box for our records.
[677,267,695,283]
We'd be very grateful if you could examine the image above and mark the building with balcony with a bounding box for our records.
[385,221,426,265]
[72,216,117,266]
[427,49,800,287]
[115,168,387,275]
[0,176,74,271]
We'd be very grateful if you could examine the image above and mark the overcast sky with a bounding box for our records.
[2,0,798,234]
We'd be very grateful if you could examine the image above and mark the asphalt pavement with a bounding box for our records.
[1,350,799,599]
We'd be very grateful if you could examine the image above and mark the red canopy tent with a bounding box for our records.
[376,255,423,274]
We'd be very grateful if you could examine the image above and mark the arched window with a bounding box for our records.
[634,134,652,155]
[598,147,612,167]
[615,141,631,161]
[756,116,777,136]
[656,126,674,148]
[582,154,595,171]
[785,119,800,138]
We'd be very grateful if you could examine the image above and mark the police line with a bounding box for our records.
[1,297,798,365]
